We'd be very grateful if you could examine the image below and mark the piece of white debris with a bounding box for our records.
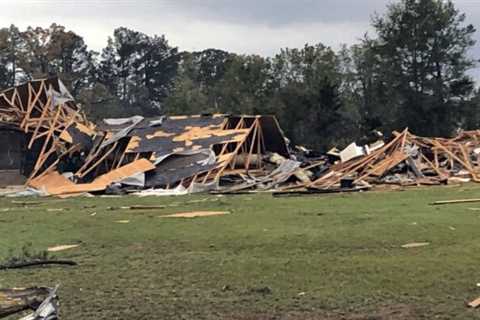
[47,244,80,252]
[401,242,430,249]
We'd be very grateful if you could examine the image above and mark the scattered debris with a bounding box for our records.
[401,242,430,249]
[47,244,80,252]
[3,78,480,197]
[160,211,230,218]
[17,285,59,320]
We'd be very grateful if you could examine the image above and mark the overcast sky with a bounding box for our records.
[1,0,480,59]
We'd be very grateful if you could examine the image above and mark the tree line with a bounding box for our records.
[0,0,479,151]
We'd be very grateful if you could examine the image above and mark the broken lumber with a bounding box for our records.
[401,242,430,248]
[431,199,480,206]
[0,287,50,318]
[468,297,480,308]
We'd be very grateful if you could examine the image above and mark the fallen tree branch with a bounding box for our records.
[0,260,77,270]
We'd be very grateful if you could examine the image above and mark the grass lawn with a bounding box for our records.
[1,185,480,319]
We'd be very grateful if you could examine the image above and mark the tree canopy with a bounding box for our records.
[0,0,478,151]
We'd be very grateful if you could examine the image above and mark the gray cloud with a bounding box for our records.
[167,0,389,25]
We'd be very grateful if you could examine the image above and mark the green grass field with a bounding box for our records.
[1,185,480,319]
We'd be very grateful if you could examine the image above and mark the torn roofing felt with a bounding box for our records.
[0,78,291,196]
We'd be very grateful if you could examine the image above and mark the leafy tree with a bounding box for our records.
[3,24,96,95]
[99,27,179,116]
[77,83,126,121]
[372,0,476,136]
[271,44,348,150]
[0,24,26,88]
[164,49,234,114]
[214,54,274,115]
[46,24,97,96]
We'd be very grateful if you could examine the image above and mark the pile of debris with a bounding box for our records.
[2,78,480,197]
[277,128,480,194]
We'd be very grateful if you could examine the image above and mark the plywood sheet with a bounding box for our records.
[370,150,409,177]
[94,158,155,185]
[29,159,155,196]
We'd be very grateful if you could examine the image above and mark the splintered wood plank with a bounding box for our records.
[431,198,480,206]
[468,297,480,308]
[401,242,430,248]
[27,95,52,149]
[47,244,80,252]
[369,150,409,177]
[77,142,119,178]
[29,106,62,177]
[214,118,258,181]
[33,144,80,181]
[245,120,259,170]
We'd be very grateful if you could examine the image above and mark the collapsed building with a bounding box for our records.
[2,77,480,197]
[0,78,292,196]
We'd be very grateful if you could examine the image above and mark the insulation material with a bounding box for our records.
[340,143,365,163]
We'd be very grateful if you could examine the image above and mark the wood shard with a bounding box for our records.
[160,211,230,218]
[468,297,480,308]
[125,136,141,152]
[47,244,80,252]
[431,199,480,206]
[59,130,73,143]
[401,242,430,248]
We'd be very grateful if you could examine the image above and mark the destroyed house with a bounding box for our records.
[0,78,290,196]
